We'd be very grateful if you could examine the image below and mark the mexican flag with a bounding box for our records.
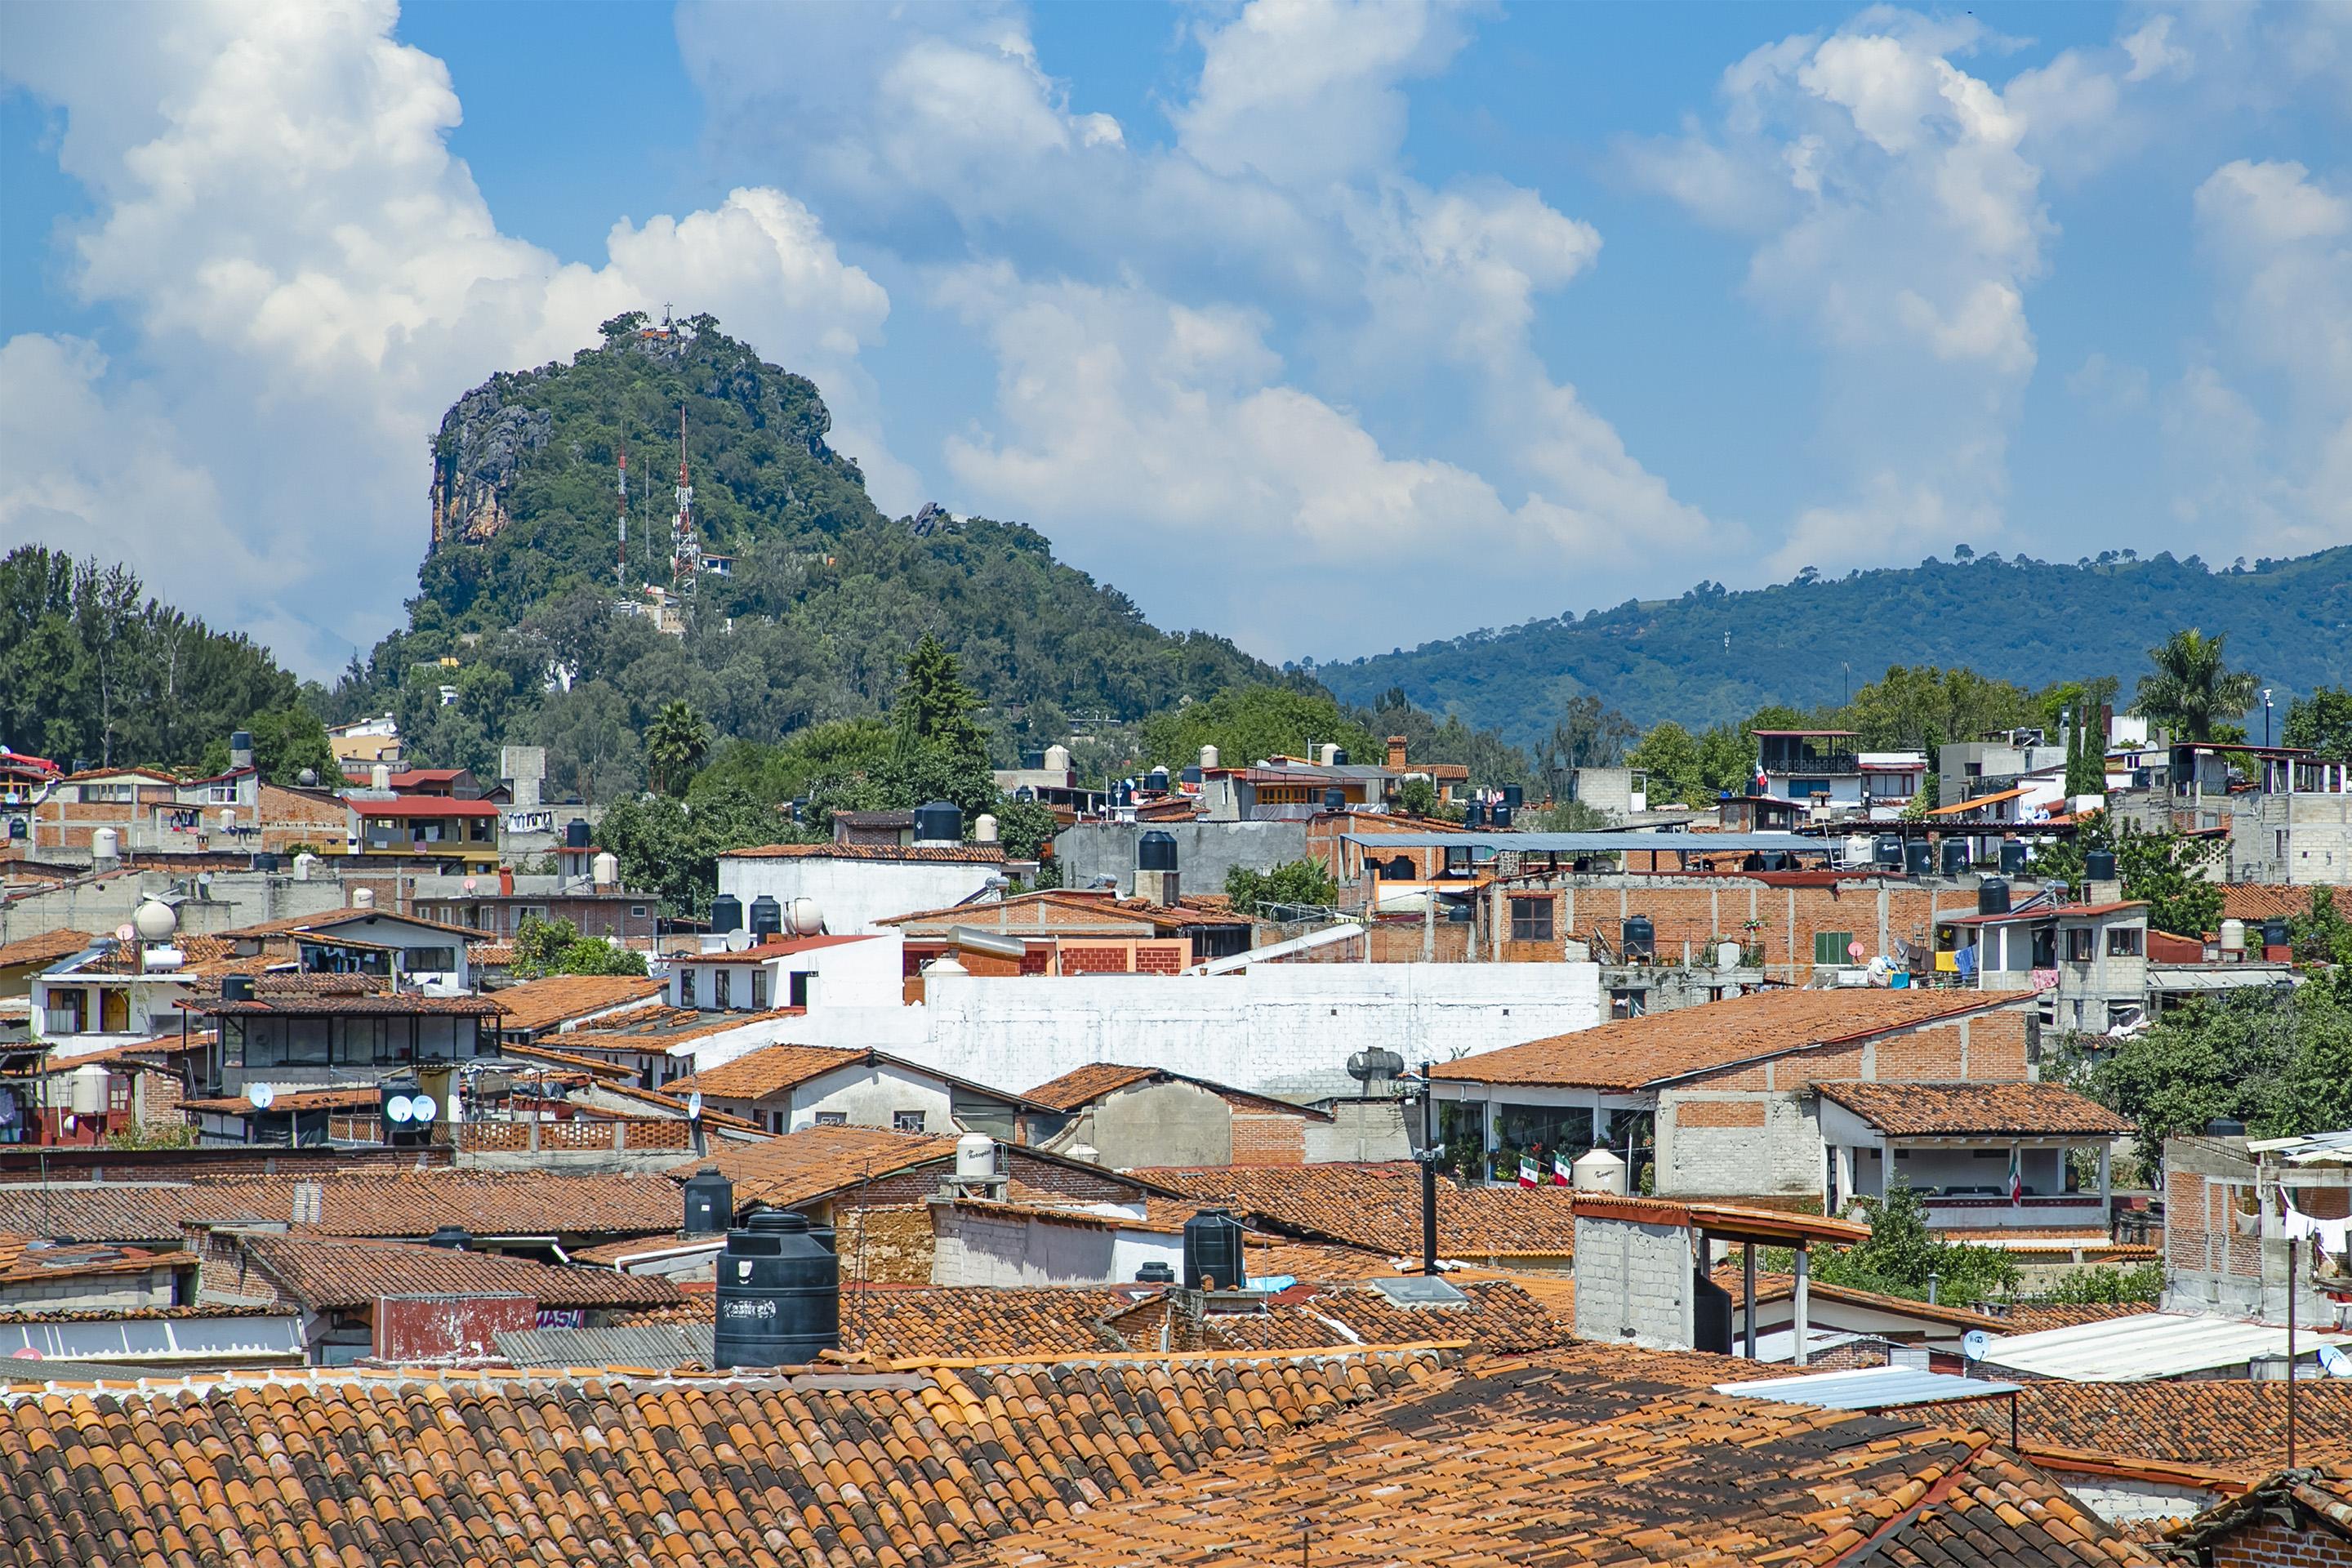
[1552,1153,1572,1187]
[1517,1154,1539,1188]
[2007,1146,2024,1206]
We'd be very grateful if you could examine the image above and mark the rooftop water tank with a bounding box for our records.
[1874,835,1904,868]
[132,899,178,942]
[1490,802,1513,829]
[1463,800,1487,828]
[956,1132,996,1181]
[973,813,999,844]
[1180,766,1202,786]
[372,764,391,790]
[709,893,744,936]
[1571,1147,1628,1196]
[682,1167,734,1235]
[1715,940,1742,970]
[221,975,256,1003]
[352,887,376,908]
[1322,786,1346,813]
[293,852,320,881]
[1199,744,1219,770]
[912,800,962,844]
[566,819,592,849]
[749,896,782,939]
[1940,839,1968,877]
[1500,784,1522,809]
[591,851,620,886]
[1138,830,1178,871]
[250,851,280,873]
[1978,877,2011,916]
[1145,767,1169,794]
[786,898,822,937]
[2084,849,2117,882]
[229,729,253,755]
[424,1225,471,1250]
[1331,748,1349,767]
[1319,743,1339,767]
[1904,840,1931,877]
[1621,915,1655,960]
[1045,743,1072,772]
[1999,840,2027,875]
[2262,919,2290,950]
[1182,1209,1247,1293]
[1019,750,1046,770]
[713,1209,840,1370]
[1135,1261,1176,1285]
[2219,919,2246,953]
[92,827,120,862]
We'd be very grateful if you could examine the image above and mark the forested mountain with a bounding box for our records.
[329,314,1280,799]
[0,547,316,773]
[1314,548,2352,746]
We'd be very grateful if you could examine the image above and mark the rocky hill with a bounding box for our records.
[1315,547,2352,746]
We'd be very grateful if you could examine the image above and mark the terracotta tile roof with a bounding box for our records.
[1243,1241,1403,1283]
[1997,1301,2151,1333]
[666,1042,869,1099]
[1433,986,2024,1089]
[192,991,505,1017]
[967,1351,2158,1567]
[178,1085,382,1115]
[216,907,488,941]
[0,1233,187,1285]
[2172,1463,2352,1552]
[1819,1080,2137,1137]
[1966,1381,2352,1477]
[1209,1278,1576,1356]
[1137,1164,1580,1258]
[884,891,1248,933]
[1023,1063,1333,1120]
[666,933,876,964]
[722,840,1007,863]
[0,1348,1453,1566]
[489,973,666,1032]
[220,1232,681,1312]
[0,1171,684,1245]
[564,1004,804,1048]
[672,1124,964,1210]
[2220,883,2314,923]
[1709,1266,2007,1330]
[0,929,94,969]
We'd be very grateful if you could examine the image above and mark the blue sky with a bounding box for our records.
[3,2,2347,677]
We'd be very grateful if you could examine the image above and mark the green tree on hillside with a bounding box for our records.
[1141,685,1379,773]
[1628,721,1704,804]
[1812,1179,2018,1307]
[645,701,710,796]
[196,706,339,786]
[2032,812,2223,936]
[894,633,987,758]
[2133,629,2260,743]
[2283,687,2352,760]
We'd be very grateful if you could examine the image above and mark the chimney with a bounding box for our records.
[499,866,514,896]
[1387,735,1409,771]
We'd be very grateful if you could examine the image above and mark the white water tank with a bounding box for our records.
[786,898,822,936]
[132,899,178,941]
[1200,744,1219,770]
[142,946,184,971]
[91,827,120,862]
[292,853,319,881]
[973,813,999,844]
[352,887,376,909]
[1842,835,1872,866]
[1320,742,1340,766]
[218,809,236,832]
[1715,941,1742,970]
[1572,1147,1628,1196]
[2220,919,2247,954]
[371,763,391,791]
[956,1132,996,1179]
[1044,744,1071,773]
[591,851,620,887]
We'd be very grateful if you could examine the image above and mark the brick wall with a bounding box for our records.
[1530,879,1957,979]
[2211,1521,2352,1567]
[1228,1111,1307,1165]
[1671,1100,1766,1129]
[1059,945,1134,975]
[1134,943,1185,974]
[136,1070,183,1134]
[831,1205,933,1285]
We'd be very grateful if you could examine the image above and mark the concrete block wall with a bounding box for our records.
[1055,820,1310,898]
[1657,1093,1820,1198]
[1571,1214,1695,1351]
[0,1268,180,1312]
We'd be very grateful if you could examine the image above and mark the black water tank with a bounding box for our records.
[222,974,256,1003]
[913,800,962,843]
[1331,748,1349,768]
[1463,800,1487,828]
[250,852,280,873]
[1621,915,1655,960]
[1501,784,1524,809]
[2084,849,2117,882]
[708,893,744,936]
[566,819,592,849]
[1904,840,1932,876]
[1757,852,1789,872]
[1147,767,1170,793]
[714,1209,840,1370]
[1999,840,2027,875]
[1138,830,1178,871]
[748,895,782,939]
[1020,750,1046,770]
[2261,919,2290,950]
[1940,839,1968,876]
[379,1072,424,1147]
[1182,1209,1247,1292]
[229,730,253,755]
[1181,765,1203,786]
[425,1224,470,1250]
[683,1167,734,1235]
[1875,835,1904,868]
[1490,802,1514,829]
[6,818,23,840]
[1114,780,1134,807]
[2205,1117,2246,1138]
[1978,876,2011,916]
[1322,786,1346,813]
[1136,1261,1175,1285]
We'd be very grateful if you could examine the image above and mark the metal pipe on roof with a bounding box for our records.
[947,927,1027,961]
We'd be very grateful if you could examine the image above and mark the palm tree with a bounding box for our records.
[645,700,709,795]
[2132,630,2260,743]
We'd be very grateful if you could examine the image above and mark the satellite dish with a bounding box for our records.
[410,1094,439,1124]
[687,1090,703,1121]
[1846,941,1865,961]
[463,877,478,893]
[247,1083,277,1111]
[385,1096,416,1125]
[1961,1329,1993,1362]
[724,929,751,954]
[114,924,136,945]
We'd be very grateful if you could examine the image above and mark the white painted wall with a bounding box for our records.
[718,856,1002,933]
[930,1207,1182,1287]
[681,963,1603,1101]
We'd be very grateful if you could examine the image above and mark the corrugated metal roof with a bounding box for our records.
[492,1321,714,1369]
[2147,968,2300,993]
[1717,1365,2021,1410]
[1980,1312,2352,1382]
[1339,831,1829,853]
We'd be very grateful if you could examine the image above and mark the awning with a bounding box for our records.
[1924,787,2030,817]
[1979,1311,2352,1382]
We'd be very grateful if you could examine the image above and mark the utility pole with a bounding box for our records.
[616,425,629,592]
[1418,1059,1439,1276]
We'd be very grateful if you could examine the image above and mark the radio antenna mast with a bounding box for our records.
[670,404,697,600]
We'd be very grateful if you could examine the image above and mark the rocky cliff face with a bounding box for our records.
[429,384,552,550]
